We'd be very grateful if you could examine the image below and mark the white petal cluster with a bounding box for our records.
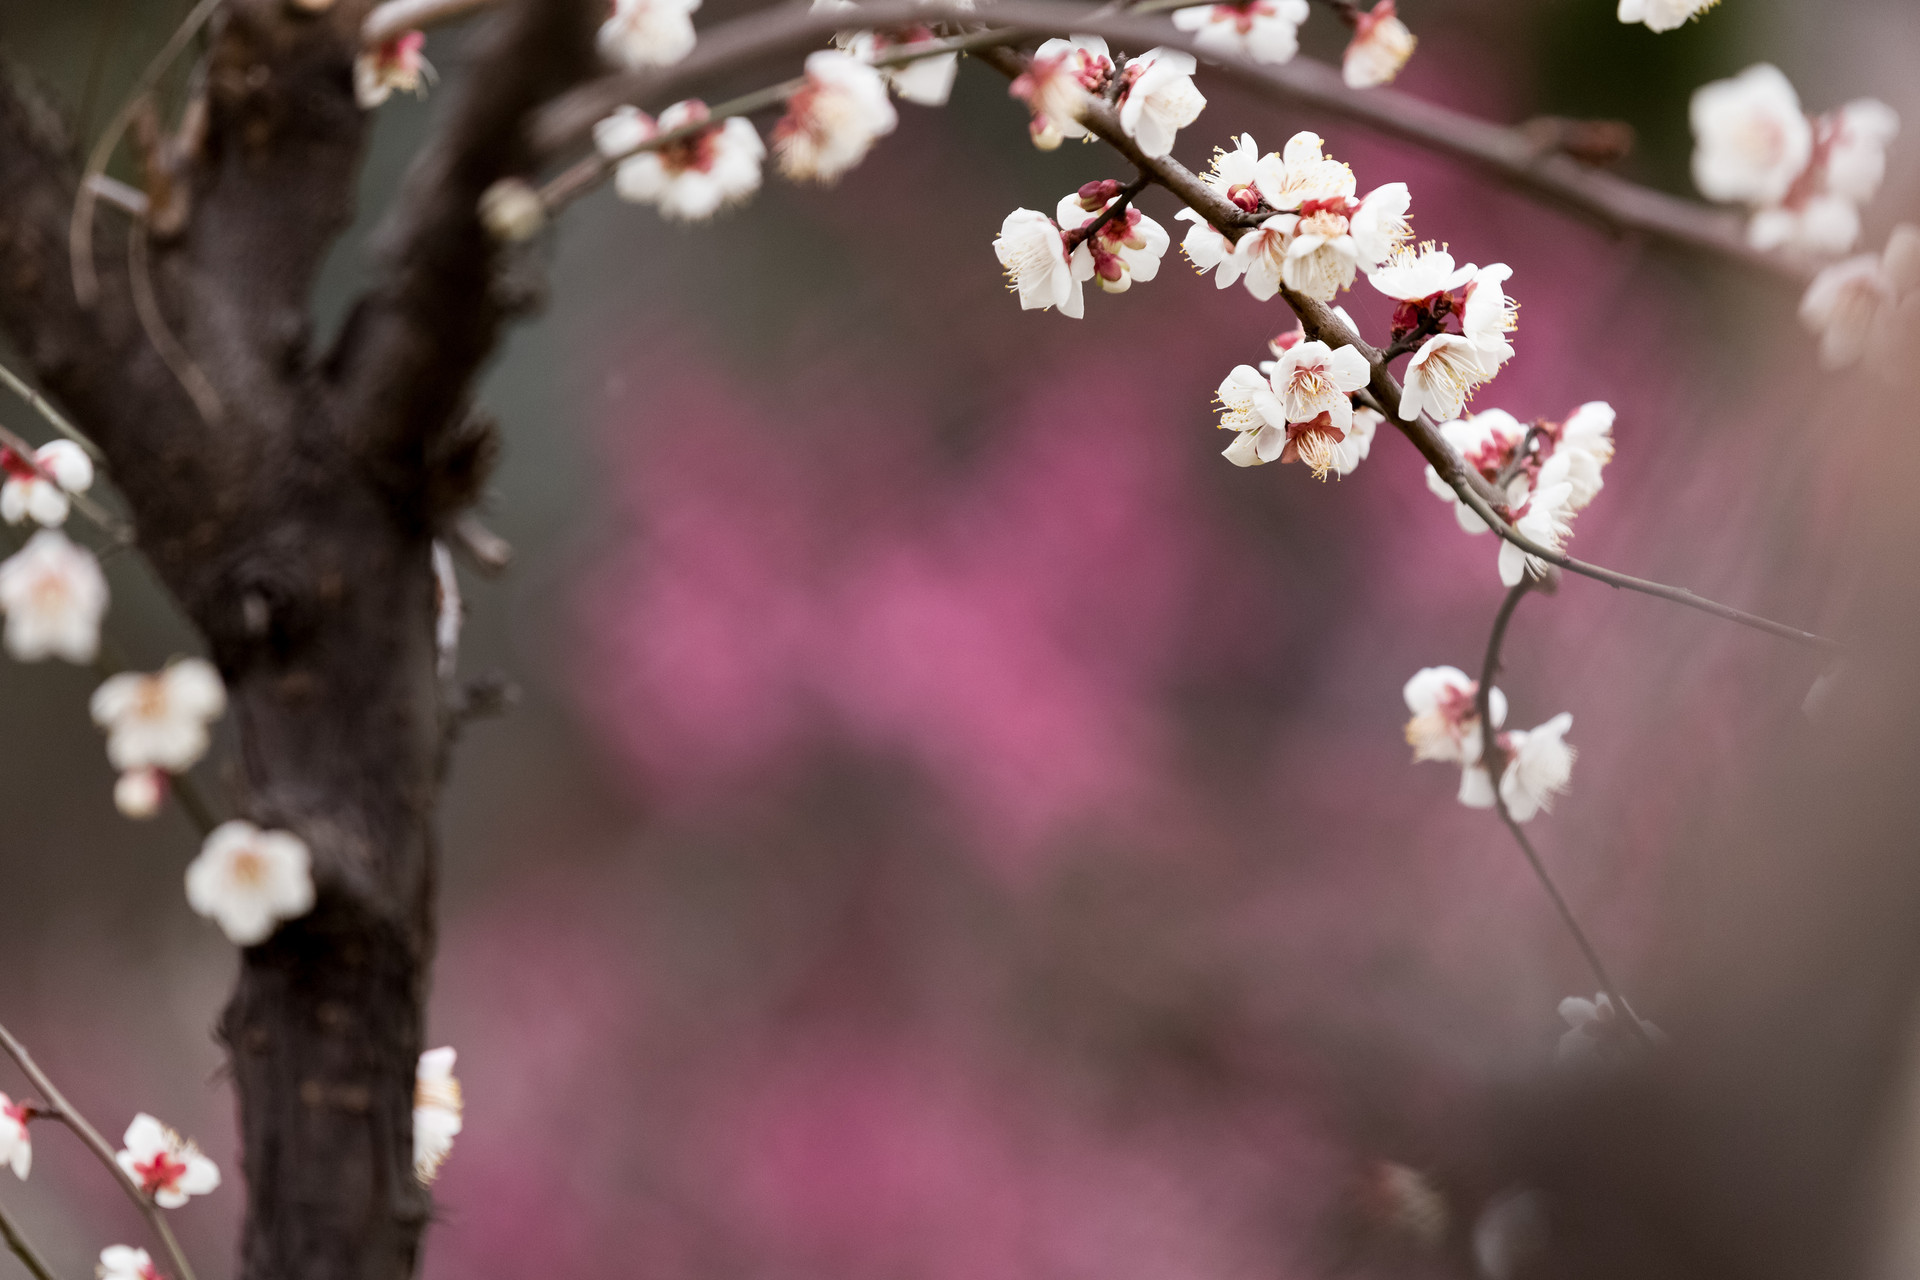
[0,529,107,664]
[185,821,316,947]
[1616,0,1718,32]
[1173,135,1264,288]
[773,49,898,183]
[91,658,226,774]
[1055,187,1170,296]
[1171,0,1309,65]
[993,208,1087,318]
[1403,666,1507,807]
[354,31,433,110]
[116,1114,219,1209]
[1,440,93,528]
[1342,0,1416,90]
[0,1095,29,1180]
[1557,992,1666,1067]
[97,1247,160,1280]
[598,0,701,70]
[840,29,957,107]
[1214,341,1373,478]
[1116,48,1206,160]
[414,1047,464,1185]
[1692,64,1900,257]
[596,101,765,221]
[1800,224,1920,373]
[1010,36,1111,149]
[1456,711,1575,820]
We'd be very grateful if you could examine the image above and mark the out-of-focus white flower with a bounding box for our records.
[1461,263,1518,376]
[1171,0,1309,65]
[1009,36,1111,148]
[477,179,545,243]
[1425,407,1528,532]
[1499,480,1575,587]
[1800,251,1897,370]
[355,30,433,110]
[185,821,315,947]
[1231,215,1295,301]
[114,768,167,820]
[0,440,92,528]
[838,27,959,107]
[1822,99,1901,205]
[0,1094,29,1180]
[1403,665,1506,767]
[1399,334,1487,423]
[1115,48,1206,159]
[598,0,701,69]
[1616,0,1718,32]
[1253,131,1354,212]
[1267,340,1369,430]
[1690,64,1811,206]
[90,658,226,774]
[0,529,107,664]
[598,101,765,220]
[116,1114,219,1208]
[1500,711,1576,821]
[1056,187,1169,295]
[1342,0,1415,90]
[97,1247,160,1280]
[414,1047,463,1185]
[773,49,897,182]
[1537,401,1614,510]
[1748,194,1861,256]
[994,208,1086,318]
[1557,992,1666,1066]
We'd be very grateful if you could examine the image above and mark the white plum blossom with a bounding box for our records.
[0,1094,29,1180]
[1557,992,1665,1067]
[1823,99,1901,204]
[1500,711,1576,821]
[1367,242,1473,303]
[1616,0,1718,32]
[1500,480,1576,587]
[1115,48,1206,160]
[1281,182,1412,301]
[1253,131,1354,213]
[1009,36,1111,148]
[994,208,1088,318]
[1174,210,1241,289]
[1171,0,1309,65]
[1537,401,1615,510]
[354,30,432,110]
[114,768,167,820]
[1403,666,1506,770]
[1799,227,1920,370]
[414,1047,463,1185]
[1462,263,1518,376]
[90,658,226,774]
[837,28,958,107]
[1731,93,1900,256]
[1267,340,1369,431]
[1347,183,1413,267]
[1398,334,1488,423]
[1216,346,1373,478]
[1174,135,1262,288]
[1424,407,1528,532]
[1055,186,1169,295]
[1215,364,1289,466]
[96,1248,160,1280]
[1691,64,1811,207]
[477,179,545,243]
[773,50,897,183]
[185,821,316,947]
[1342,0,1416,90]
[1,440,93,528]
[596,101,765,220]
[0,529,107,664]
[1747,194,1860,257]
[116,1114,219,1209]
[1231,217,1294,301]
[598,0,701,69]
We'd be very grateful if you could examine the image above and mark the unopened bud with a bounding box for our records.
[114,768,167,820]
[478,179,546,243]
[1076,178,1124,210]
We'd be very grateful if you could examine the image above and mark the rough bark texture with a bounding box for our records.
[0,3,596,1279]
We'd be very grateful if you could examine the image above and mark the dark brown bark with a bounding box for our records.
[0,3,596,1279]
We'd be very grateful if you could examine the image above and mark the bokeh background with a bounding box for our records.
[0,0,1916,1275]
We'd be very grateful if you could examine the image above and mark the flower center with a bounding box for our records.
[136,1151,188,1196]
[229,850,267,889]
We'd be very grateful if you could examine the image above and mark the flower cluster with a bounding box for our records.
[992,180,1171,319]
[1166,0,1414,88]
[1402,667,1576,821]
[91,658,227,820]
[185,821,316,947]
[596,100,767,220]
[116,1113,219,1208]
[354,30,433,111]
[1214,336,1380,476]
[1,440,92,528]
[414,1047,464,1185]
[1423,402,1614,584]
[1009,35,1113,149]
[1799,222,1920,375]
[1691,64,1900,256]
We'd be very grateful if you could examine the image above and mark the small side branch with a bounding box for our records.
[0,1199,61,1280]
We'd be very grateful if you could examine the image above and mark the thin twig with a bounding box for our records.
[125,222,223,425]
[0,1199,61,1280]
[0,1023,200,1280]
[1475,582,1651,1044]
[1062,172,1151,251]
[70,0,224,307]
[0,361,105,462]
[0,420,130,543]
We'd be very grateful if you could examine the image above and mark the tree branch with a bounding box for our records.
[0,1198,61,1280]
[529,0,1794,282]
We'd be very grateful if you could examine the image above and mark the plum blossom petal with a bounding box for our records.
[1398,334,1487,423]
[184,821,315,947]
[1500,712,1576,822]
[773,50,898,183]
[599,0,701,69]
[1171,0,1309,64]
[0,440,93,529]
[0,530,107,664]
[1232,215,1297,301]
[97,1247,160,1280]
[1267,340,1368,431]
[1616,0,1719,32]
[993,208,1081,317]
[1499,480,1575,586]
[116,1114,219,1209]
[1342,0,1415,89]
[1403,665,1506,766]
[414,1047,463,1185]
[1116,48,1206,159]
[90,658,226,774]
[1462,263,1518,376]
[1348,182,1412,270]
[0,1095,29,1180]
[355,30,433,110]
[1009,36,1111,147]
[1252,131,1354,211]
[1557,991,1665,1066]
[1367,242,1472,301]
[1824,99,1900,204]
[602,101,765,220]
[1690,64,1811,206]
